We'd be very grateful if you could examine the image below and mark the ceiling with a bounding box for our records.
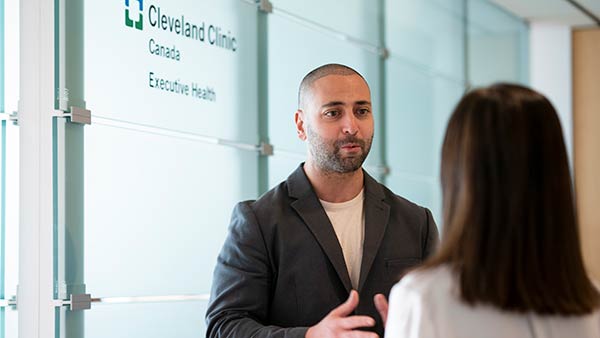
[491,0,600,27]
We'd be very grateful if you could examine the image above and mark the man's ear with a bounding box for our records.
[294,109,307,141]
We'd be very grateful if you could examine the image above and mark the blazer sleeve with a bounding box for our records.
[205,202,308,338]
[421,208,440,260]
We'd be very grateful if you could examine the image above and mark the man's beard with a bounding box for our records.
[306,125,373,174]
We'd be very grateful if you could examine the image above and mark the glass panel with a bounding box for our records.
[0,119,4,338]
[73,1,261,336]
[0,0,5,332]
[385,60,463,177]
[267,12,382,163]
[59,300,207,338]
[386,172,440,218]
[467,0,529,86]
[385,59,463,225]
[386,0,465,82]
[0,120,18,338]
[4,311,16,338]
[84,123,258,297]
[84,0,258,143]
[268,153,304,189]
[1,0,18,336]
[384,0,462,223]
[269,0,378,42]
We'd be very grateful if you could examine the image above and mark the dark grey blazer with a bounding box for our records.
[206,165,439,338]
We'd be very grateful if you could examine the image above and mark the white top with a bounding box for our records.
[385,265,600,338]
[320,189,365,289]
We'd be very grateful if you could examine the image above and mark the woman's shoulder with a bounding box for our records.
[399,265,453,288]
[390,265,455,302]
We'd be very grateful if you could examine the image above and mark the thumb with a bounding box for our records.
[374,293,388,326]
[331,290,359,317]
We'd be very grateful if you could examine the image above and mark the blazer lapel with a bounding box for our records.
[288,165,353,292]
[357,172,390,292]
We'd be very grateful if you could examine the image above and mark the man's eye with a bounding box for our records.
[357,108,370,116]
[324,110,339,117]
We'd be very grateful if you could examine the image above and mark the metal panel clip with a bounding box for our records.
[70,294,92,311]
[257,0,273,13]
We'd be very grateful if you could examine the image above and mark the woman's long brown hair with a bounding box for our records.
[424,83,599,315]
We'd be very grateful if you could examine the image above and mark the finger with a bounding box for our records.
[373,293,388,325]
[339,315,375,329]
[331,290,359,317]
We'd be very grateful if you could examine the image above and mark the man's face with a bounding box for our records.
[297,74,374,174]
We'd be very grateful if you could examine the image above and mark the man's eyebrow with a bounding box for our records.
[319,100,371,109]
[320,101,344,109]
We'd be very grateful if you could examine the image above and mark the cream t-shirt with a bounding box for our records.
[320,189,365,289]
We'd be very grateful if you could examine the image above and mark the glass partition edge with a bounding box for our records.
[1,0,6,335]
[258,5,269,195]
[1,120,5,338]
[54,0,85,337]
[376,0,387,184]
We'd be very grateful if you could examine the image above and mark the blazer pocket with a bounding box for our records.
[385,257,421,283]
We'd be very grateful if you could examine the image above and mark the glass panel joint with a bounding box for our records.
[379,47,390,60]
[53,106,91,125]
[0,111,19,125]
[70,293,92,311]
[54,294,92,311]
[0,296,18,310]
[259,141,274,156]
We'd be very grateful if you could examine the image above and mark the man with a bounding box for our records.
[206,64,438,338]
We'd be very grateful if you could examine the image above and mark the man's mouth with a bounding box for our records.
[341,143,361,150]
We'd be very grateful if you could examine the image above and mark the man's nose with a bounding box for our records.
[342,113,359,135]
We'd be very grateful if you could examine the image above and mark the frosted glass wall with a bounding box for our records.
[47,0,531,336]
[468,0,529,86]
[81,0,259,336]
[384,0,467,222]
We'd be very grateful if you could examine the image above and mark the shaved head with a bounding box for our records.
[298,64,369,110]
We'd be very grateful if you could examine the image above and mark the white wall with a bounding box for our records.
[529,22,573,167]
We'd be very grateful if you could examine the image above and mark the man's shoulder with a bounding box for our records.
[239,179,293,214]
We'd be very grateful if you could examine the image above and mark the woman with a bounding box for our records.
[385,84,600,338]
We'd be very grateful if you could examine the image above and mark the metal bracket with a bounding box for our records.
[70,106,92,124]
[379,47,390,60]
[0,111,19,125]
[0,296,17,310]
[69,293,92,311]
[54,106,91,125]
[256,0,273,13]
[259,141,274,156]
[379,165,391,176]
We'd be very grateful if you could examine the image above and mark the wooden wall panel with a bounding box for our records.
[573,28,600,282]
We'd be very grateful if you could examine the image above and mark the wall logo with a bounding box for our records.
[125,0,143,30]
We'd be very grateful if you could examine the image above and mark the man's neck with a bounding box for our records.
[303,160,364,203]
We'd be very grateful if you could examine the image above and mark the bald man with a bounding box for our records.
[206,64,438,338]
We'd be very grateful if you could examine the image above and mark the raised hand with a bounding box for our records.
[373,293,388,327]
[305,290,378,338]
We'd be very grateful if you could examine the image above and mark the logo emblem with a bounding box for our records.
[125,0,143,30]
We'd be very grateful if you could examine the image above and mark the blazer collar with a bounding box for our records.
[288,164,390,292]
[358,173,390,291]
[288,164,353,291]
